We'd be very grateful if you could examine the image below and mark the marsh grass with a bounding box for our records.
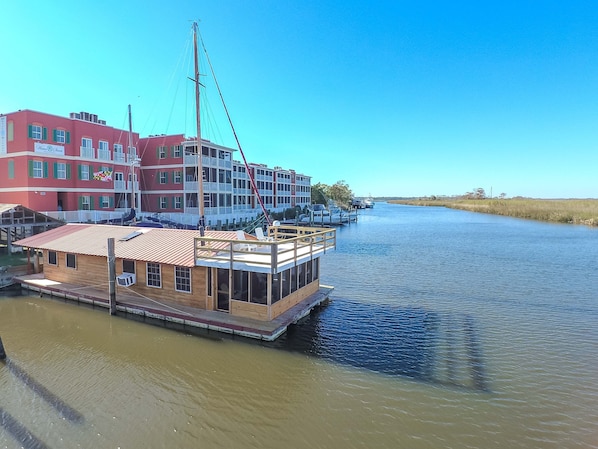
[390,198,598,227]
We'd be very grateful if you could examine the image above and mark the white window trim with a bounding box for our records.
[146,263,162,288]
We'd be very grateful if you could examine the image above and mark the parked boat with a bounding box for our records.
[300,204,357,226]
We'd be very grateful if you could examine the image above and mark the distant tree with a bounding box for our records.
[326,180,353,208]
[474,188,486,199]
[499,192,507,199]
[311,182,328,205]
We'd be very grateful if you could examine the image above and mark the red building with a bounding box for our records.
[1,109,311,227]
[0,109,140,213]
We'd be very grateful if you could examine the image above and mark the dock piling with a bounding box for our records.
[0,336,5,360]
[107,237,116,315]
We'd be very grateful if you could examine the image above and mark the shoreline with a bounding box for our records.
[388,198,598,227]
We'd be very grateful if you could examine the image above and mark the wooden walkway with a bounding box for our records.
[14,274,333,341]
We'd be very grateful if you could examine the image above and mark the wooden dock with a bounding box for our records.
[14,274,333,341]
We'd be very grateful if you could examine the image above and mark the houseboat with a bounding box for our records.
[13,222,335,340]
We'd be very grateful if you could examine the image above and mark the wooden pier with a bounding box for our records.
[15,274,333,341]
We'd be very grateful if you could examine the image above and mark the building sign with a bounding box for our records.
[0,116,6,154]
[34,142,65,156]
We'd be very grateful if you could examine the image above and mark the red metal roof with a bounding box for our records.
[14,224,243,267]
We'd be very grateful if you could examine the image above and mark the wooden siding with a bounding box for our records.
[43,250,208,310]
[41,250,320,321]
[230,300,269,320]
[270,280,320,319]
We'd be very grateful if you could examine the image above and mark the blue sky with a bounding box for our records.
[1,1,596,198]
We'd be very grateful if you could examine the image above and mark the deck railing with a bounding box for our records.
[194,225,336,272]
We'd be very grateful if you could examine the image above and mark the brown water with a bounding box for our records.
[1,203,598,448]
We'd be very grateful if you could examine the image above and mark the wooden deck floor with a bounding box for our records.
[14,274,333,341]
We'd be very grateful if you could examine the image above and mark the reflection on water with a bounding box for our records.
[1,203,598,449]
[277,299,489,391]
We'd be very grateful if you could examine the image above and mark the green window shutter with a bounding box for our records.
[170,146,174,157]
[28,160,34,177]
[109,197,114,208]
[28,125,33,138]
[43,162,49,178]
[52,129,57,142]
[66,132,71,144]
[90,197,95,210]
[53,162,58,179]
[78,197,83,209]
[42,128,47,140]
[8,160,14,179]
[66,164,71,179]
[78,165,82,180]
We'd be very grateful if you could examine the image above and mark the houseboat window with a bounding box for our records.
[271,274,281,304]
[290,266,297,294]
[123,259,135,274]
[48,251,57,265]
[281,268,291,298]
[66,253,77,269]
[207,268,212,296]
[312,259,319,282]
[306,260,312,284]
[250,272,267,305]
[298,263,306,289]
[175,267,191,293]
[232,270,248,302]
[146,263,162,288]
[217,268,229,311]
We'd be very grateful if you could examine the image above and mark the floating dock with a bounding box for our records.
[15,274,333,341]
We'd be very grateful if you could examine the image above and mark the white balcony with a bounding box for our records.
[98,149,111,161]
[114,180,126,192]
[80,147,95,159]
[127,181,139,192]
[185,181,199,192]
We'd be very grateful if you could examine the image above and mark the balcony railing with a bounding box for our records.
[80,147,94,159]
[98,149,111,161]
[194,225,336,273]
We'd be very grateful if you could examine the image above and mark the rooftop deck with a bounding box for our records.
[195,225,336,273]
[15,273,333,341]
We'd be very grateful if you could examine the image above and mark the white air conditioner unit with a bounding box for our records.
[116,273,136,287]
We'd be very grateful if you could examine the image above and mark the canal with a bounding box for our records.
[1,202,597,448]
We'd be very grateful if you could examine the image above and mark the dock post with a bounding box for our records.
[107,238,116,315]
[0,336,6,360]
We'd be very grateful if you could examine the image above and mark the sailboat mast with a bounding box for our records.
[193,22,206,231]
[128,104,136,214]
